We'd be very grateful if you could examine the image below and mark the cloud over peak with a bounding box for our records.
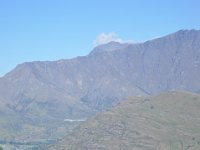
[93,32,124,47]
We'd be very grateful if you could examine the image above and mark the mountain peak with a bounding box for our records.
[174,29,200,36]
[89,41,129,55]
[176,29,200,33]
[0,29,200,145]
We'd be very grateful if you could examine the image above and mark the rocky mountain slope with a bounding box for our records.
[0,29,200,141]
[50,91,200,150]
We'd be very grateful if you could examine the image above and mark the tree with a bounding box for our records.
[0,146,3,150]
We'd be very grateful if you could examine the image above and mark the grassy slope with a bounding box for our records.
[50,91,200,150]
[0,99,93,142]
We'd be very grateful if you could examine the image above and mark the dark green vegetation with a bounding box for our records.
[0,140,55,150]
[50,91,200,150]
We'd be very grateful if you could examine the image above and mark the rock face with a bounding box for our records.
[0,29,200,140]
[50,91,200,150]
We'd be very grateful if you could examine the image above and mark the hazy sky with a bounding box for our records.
[0,0,200,76]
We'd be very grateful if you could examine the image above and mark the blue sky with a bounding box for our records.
[0,0,200,77]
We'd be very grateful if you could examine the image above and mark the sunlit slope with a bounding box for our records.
[51,91,200,150]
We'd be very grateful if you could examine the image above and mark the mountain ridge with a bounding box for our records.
[0,29,200,141]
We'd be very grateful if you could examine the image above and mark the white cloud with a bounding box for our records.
[93,32,124,47]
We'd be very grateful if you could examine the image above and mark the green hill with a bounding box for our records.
[50,91,200,150]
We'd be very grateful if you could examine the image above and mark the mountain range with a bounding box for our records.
[0,29,200,142]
